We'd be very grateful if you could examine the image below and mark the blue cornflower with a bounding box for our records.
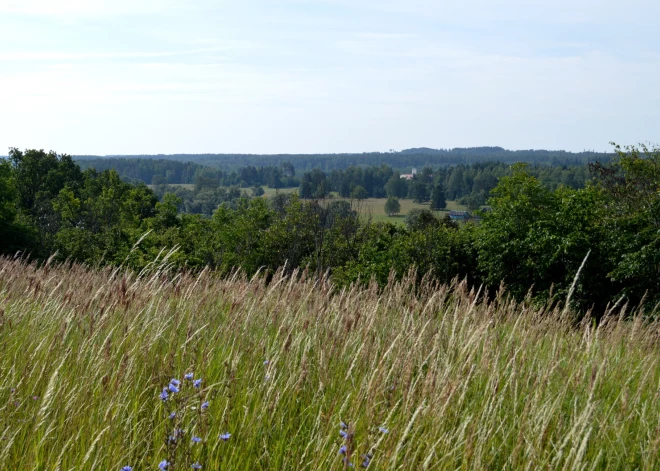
[192,436,202,444]
[121,467,133,471]
[340,421,348,430]
[191,463,202,469]
[159,460,170,469]
[159,388,169,401]
[378,427,389,434]
[219,432,231,441]
[201,401,209,410]
[168,383,180,393]
[184,372,194,380]
[339,430,348,439]
[169,412,176,419]
[193,379,202,388]
[339,445,347,455]
[170,379,181,387]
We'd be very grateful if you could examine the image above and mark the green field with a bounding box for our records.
[1,257,658,469]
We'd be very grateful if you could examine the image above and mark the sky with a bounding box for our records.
[0,0,658,155]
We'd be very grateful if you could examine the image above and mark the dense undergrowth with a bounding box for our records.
[0,256,659,470]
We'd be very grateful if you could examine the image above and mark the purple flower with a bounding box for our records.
[169,412,176,419]
[170,379,181,387]
[168,383,180,393]
[121,467,133,471]
[340,421,348,430]
[159,388,169,401]
[263,359,269,365]
[191,463,202,469]
[219,432,231,441]
[184,372,194,380]
[159,460,170,469]
[339,430,348,439]
[192,436,202,444]
[193,379,202,388]
[361,453,373,468]
[168,435,177,444]
[201,401,209,410]
[339,445,347,455]
[378,427,389,434]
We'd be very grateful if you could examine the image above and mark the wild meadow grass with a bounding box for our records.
[0,256,659,470]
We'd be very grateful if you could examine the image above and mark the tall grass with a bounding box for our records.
[0,256,658,470]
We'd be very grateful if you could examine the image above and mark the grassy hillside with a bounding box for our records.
[0,258,658,470]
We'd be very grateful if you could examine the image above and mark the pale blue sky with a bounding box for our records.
[1,0,658,155]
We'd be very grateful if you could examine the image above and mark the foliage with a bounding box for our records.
[384,196,401,216]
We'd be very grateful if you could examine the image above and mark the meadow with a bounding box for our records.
[0,257,659,470]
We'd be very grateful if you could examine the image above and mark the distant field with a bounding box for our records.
[151,184,466,223]
[350,198,466,223]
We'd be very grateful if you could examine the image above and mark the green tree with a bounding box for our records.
[350,185,368,200]
[384,196,401,216]
[430,184,447,210]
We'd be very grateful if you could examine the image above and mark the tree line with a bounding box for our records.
[1,144,657,317]
[74,146,612,172]
[298,162,591,210]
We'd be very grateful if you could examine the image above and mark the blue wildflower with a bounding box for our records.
[159,460,170,469]
[339,445,347,455]
[201,401,209,410]
[169,412,176,419]
[361,453,373,468]
[184,372,194,380]
[263,359,269,365]
[170,379,181,387]
[159,388,169,401]
[191,463,202,469]
[193,379,202,388]
[168,435,177,444]
[121,467,133,471]
[378,427,389,434]
[219,432,231,441]
[168,383,180,393]
[340,421,348,430]
[192,436,202,444]
[339,430,348,439]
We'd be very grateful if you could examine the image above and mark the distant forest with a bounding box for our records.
[74,156,591,215]
[74,146,612,172]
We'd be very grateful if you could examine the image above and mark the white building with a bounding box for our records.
[400,168,417,180]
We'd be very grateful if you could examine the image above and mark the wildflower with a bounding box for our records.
[263,359,269,365]
[170,379,181,387]
[192,436,202,444]
[159,388,169,401]
[168,383,180,393]
[191,463,202,469]
[219,432,231,441]
[158,460,170,469]
[339,445,347,455]
[193,379,202,388]
[121,467,133,471]
[32,396,39,400]
[265,374,271,381]
[339,430,348,439]
[340,421,348,430]
[201,401,209,410]
[169,412,176,419]
[361,453,373,468]
[168,435,177,444]
[378,427,389,434]
[184,372,194,380]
